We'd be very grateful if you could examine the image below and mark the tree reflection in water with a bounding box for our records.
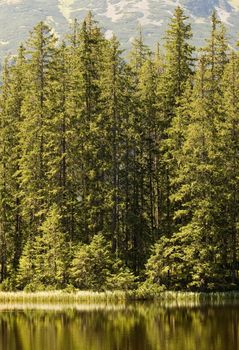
[0,302,238,350]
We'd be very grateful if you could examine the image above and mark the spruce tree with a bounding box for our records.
[160,6,194,120]
[43,42,73,238]
[157,6,195,237]
[17,205,68,289]
[98,35,128,254]
[219,51,239,283]
[0,47,26,282]
[160,12,229,290]
[136,56,161,253]
[0,59,12,282]
[19,22,57,235]
[70,12,106,242]
[128,30,153,273]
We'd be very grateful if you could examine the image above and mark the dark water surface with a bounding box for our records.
[0,302,238,350]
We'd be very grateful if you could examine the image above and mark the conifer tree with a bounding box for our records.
[34,205,68,287]
[129,26,151,75]
[160,6,194,120]
[17,205,68,289]
[0,47,26,281]
[19,22,57,236]
[70,12,107,242]
[43,42,72,238]
[127,30,154,272]
[137,56,161,247]
[64,18,84,241]
[219,51,239,282]
[70,233,135,291]
[98,35,129,253]
[0,59,12,282]
[157,12,229,290]
[157,6,195,237]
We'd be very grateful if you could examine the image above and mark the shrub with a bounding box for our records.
[70,234,136,291]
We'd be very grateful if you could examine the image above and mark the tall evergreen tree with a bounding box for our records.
[0,47,26,281]
[0,59,12,282]
[158,6,195,237]
[159,12,229,290]
[71,12,107,242]
[98,36,129,253]
[219,51,239,283]
[160,6,194,120]
[43,42,73,238]
[19,22,57,236]
[128,30,153,272]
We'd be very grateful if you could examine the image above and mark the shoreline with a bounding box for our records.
[1,290,239,304]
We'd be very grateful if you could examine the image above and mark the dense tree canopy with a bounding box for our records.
[0,7,239,292]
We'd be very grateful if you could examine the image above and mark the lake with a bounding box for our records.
[0,302,238,350]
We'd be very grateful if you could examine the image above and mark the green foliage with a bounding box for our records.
[70,234,112,291]
[106,259,136,291]
[145,231,192,290]
[163,6,194,108]
[16,240,35,290]
[1,9,239,292]
[70,234,135,291]
[156,6,195,238]
[17,205,68,290]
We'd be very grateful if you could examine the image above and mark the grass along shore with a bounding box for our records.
[1,290,239,304]
[0,291,128,304]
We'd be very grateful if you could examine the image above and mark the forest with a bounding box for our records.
[0,6,238,293]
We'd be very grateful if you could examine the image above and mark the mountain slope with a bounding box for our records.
[0,0,238,59]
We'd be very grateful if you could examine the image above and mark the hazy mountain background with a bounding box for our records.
[0,0,238,59]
